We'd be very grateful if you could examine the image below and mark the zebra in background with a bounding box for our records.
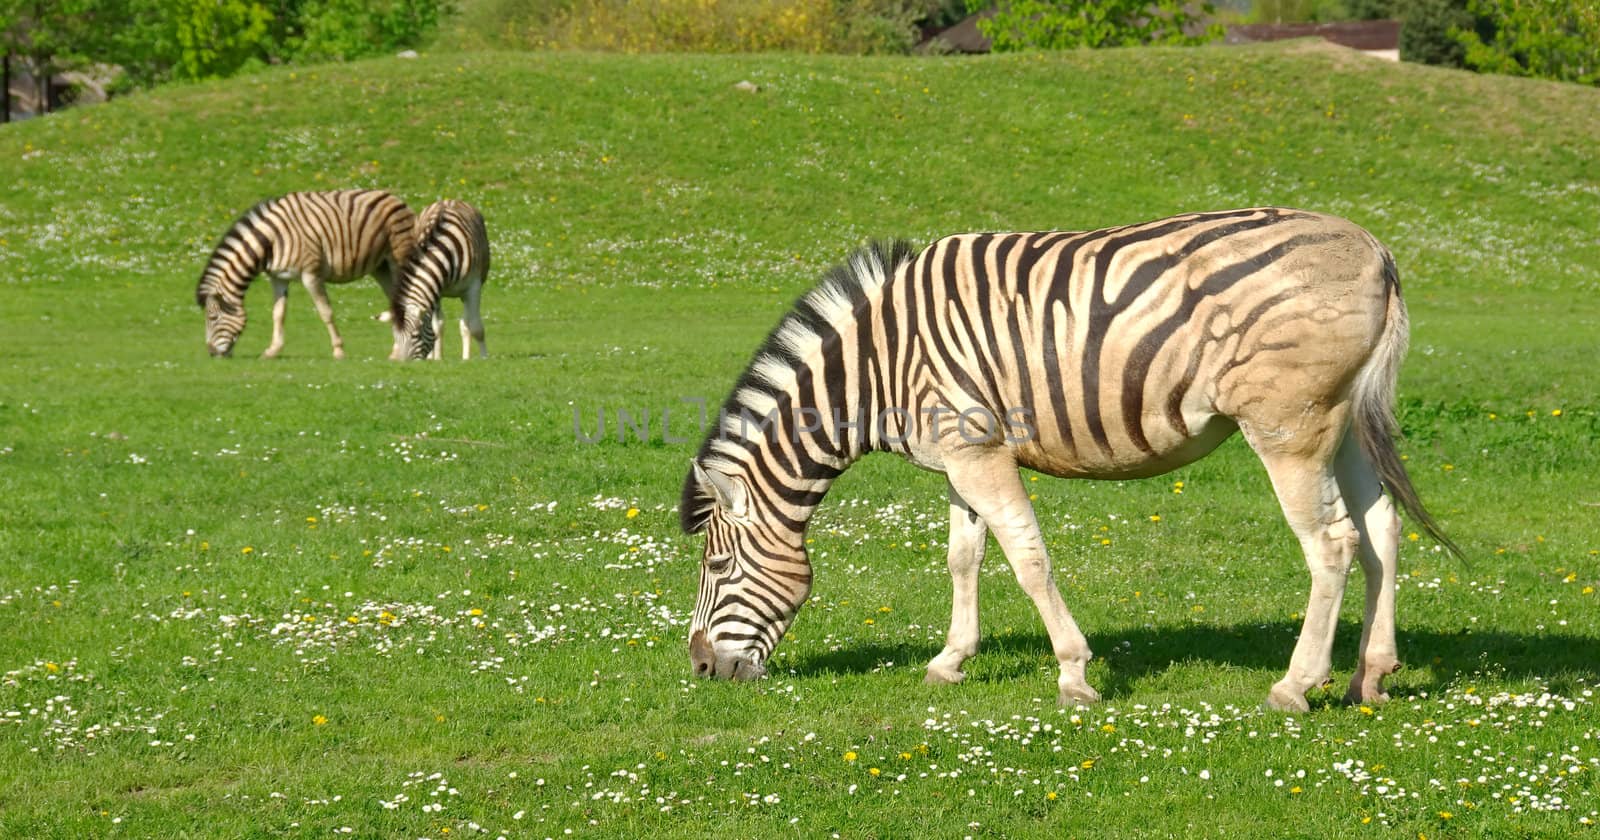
[196,189,416,359]
[388,199,490,361]
[681,207,1459,711]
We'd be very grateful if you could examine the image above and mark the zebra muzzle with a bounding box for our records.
[689,629,765,681]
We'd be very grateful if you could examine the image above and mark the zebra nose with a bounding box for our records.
[689,629,715,678]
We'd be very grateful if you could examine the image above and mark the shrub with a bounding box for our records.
[971,0,1224,51]
[1396,0,1478,66]
[535,0,929,54]
[1455,0,1600,85]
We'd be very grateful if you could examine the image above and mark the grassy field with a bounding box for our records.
[1,41,1598,837]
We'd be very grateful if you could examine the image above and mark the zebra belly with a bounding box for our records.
[1013,412,1238,480]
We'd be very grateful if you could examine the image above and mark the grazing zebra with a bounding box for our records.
[681,207,1460,711]
[388,199,490,361]
[196,189,416,359]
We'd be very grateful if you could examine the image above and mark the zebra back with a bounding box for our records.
[196,189,416,307]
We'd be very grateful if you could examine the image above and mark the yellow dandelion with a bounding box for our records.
[1407,533,1420,542]
[878,606,892,613]
[868,767,881,777]
[863,618,875,625]
[1290,786,1303,794]
[306,516,317,524]
[1046,791,1058,801]
[1081,758,1096,769]
[1439,811,1453,819]
[44,662,59,673]
[899,752,912,760]
[347,616,359,624]
[1149,515,1161,522]
[312,714,328,726]
[435,714,446,722]
[1583,586,1594,595]
[843,751,858,762]
[626,507,640,519]
[241,546,253,554]
[1359,706,1374,715]
[1101,723,1116,733]
[1551,409,1562,417]
[469,608,484,616]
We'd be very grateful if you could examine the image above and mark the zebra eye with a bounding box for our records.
[705,554,733,574]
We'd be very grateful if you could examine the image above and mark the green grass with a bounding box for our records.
[2,41,1598,837]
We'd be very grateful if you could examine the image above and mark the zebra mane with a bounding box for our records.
[679,238,918,533]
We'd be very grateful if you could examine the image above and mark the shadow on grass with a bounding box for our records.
[787,621,1600,701]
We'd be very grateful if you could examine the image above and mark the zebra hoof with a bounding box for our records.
[1264,685,1310,712]
[1058,683,1100,706]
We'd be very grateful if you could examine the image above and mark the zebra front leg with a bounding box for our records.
[302,274,346,360]
[945,446,1100,706]
[1251,438,1359,712]
[925,481,988,686]
[1334,433,1403,704]
[262,277,290,359]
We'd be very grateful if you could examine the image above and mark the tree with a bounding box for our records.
[970,0,1223,51]
[0,0,102,111]
[1455,0,1600,85]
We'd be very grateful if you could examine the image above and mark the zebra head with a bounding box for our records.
[199,293,243,357]
[388,304,436,361]
[682,461,812,681]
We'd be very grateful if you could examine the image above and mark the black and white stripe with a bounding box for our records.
[682,207,1458,709]
[388,199,491,361]
[196,189,415,358]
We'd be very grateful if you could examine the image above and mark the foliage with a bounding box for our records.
[1396,0,1481,66]
[1,46,1599,837]
[440,0,950,54]
[286,0,449,63]
[971,0,1223,51]
[1454,0,1600,85]
[1251,0,1363,23]
[2,0,451,93]
[0,0,100,80]
[469,0,931,54]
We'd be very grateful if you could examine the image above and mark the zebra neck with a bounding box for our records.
[704,340,898,535]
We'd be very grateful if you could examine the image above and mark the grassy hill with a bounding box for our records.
[0,43,1597,837]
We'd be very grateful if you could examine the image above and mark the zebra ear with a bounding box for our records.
[693,462,748,519]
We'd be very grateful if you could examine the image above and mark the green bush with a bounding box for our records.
[457,0,932,54]
[1397,0,1479,66]
[287,0,449,63]
[1456,0,1600,85]
[971,0,1223,51]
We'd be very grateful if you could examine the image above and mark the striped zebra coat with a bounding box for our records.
[196,189,416,358]
[681,207,1458,711]
[388,199,490,361]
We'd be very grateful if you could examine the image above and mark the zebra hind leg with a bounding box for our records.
[462,282,487,359]
[925,481,988,686]
[1333,432,1403,704]
[1247,421,1359,712]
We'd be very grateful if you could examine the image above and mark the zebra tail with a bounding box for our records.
[1350,249,1463,559]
